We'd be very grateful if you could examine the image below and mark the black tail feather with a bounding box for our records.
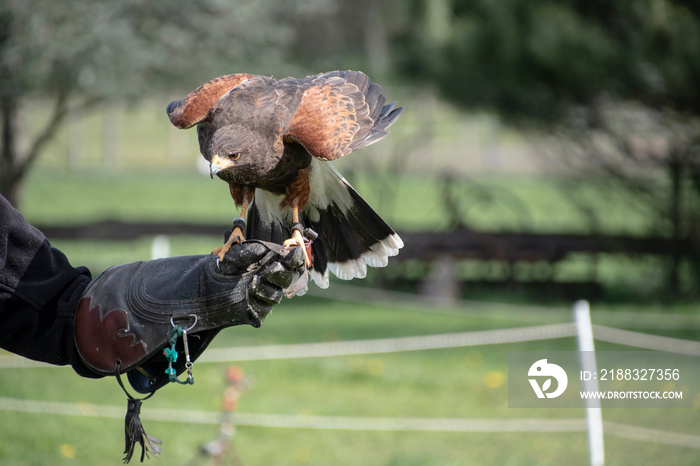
[246,183,402,289]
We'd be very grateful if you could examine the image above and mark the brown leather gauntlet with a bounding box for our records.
[74,240,303,394]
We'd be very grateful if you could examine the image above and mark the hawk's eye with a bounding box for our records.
[229,152,241,161]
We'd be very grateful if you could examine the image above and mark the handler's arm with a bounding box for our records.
[0,194,97,377]
[0,194,304,390]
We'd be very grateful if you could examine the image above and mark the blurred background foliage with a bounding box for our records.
[2,0,700,300]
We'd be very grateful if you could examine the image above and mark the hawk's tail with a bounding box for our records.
[246,160,403,292]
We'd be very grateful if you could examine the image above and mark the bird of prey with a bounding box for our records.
[166,70,403,289]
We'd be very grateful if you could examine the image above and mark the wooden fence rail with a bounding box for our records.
[36,221,697,263]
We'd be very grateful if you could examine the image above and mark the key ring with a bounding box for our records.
[164,315,198,385]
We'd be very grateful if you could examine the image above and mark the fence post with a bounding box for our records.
[151,235,171,260]
[574,300,605,466]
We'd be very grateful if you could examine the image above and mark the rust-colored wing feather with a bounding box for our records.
[167,73,256,129]
[285,71,402,161]
[285,77,372,161]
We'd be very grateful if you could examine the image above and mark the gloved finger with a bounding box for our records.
[261,261,296,288]
[218,241,272,275]
[250,277,285,306]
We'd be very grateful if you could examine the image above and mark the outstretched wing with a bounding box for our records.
[166,73,256,129]
[284,71,403,161]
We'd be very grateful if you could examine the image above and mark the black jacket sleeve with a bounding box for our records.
[0,194,98,377]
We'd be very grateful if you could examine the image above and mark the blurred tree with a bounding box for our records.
[0,0,292,206]
[269,0,397,81]
[395,0,700,122]
[394,0,700,294]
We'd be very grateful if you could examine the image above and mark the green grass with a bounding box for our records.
[1,297,698,465]
[21,170,231,225]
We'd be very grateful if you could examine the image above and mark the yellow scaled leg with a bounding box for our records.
[213,201,249,261]
[283,207,311,267]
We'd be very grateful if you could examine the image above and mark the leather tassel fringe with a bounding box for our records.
[115,365,161,463]
[123,398,162,463]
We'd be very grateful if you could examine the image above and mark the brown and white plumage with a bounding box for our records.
[166,70,403,289]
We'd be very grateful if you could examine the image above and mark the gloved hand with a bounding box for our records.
[74,240,304,462]
[74,240,304,394]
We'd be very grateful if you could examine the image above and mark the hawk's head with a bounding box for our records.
[204,122,278,185]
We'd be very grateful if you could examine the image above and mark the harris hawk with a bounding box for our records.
[166,70,403,290]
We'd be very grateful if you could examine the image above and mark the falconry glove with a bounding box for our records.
[73,240,303,462]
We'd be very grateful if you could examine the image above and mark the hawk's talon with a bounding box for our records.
[213,226,246,262]
[283,229,311,267]
[230,226,246,243]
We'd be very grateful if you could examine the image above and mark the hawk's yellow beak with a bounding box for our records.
[209,154,235,178]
